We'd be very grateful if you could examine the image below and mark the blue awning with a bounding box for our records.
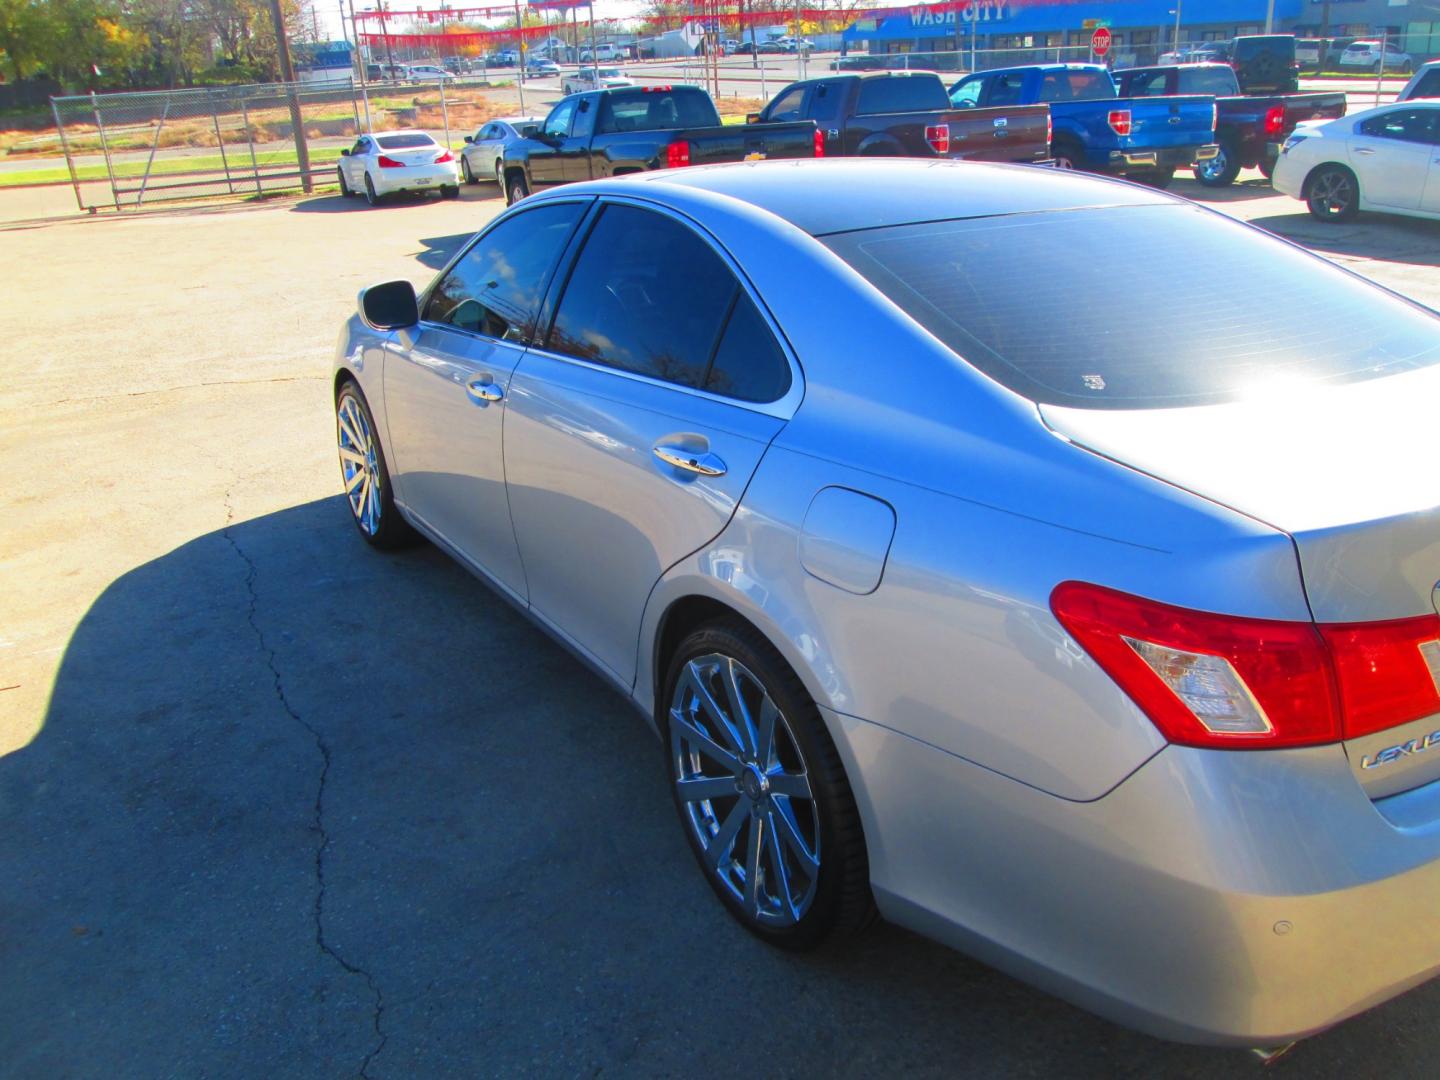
[843,0,1305,43]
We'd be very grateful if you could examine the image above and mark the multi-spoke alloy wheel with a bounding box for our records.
[335,381,412,549]
[663,621,875,949]
[1307,165,1359,222]
[671,654,821,927]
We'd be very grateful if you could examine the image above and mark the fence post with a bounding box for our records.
[134,99,172,208]
[90,92,120,211]
[241,95,263,195]
[439,76,450,150]
[52,99,88,213]
[1374,29,1386,107]
[212,93,236,195]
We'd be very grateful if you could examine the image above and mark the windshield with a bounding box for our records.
[821,204,1440,410]
[600,68,622,77]
[376,133,437,149]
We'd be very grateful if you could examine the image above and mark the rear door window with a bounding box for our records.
[1413,69,1440,98]
[1038,69,1116,102]
[855,75,949,114]
[807,81,848,124]
[598,88,719,132]
[1178,66,1238,95]
[821,204,1440,410]
[546,204,790,402]
[1126,70,1171,96]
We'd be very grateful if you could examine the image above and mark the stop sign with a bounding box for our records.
[1091,26,1112,57]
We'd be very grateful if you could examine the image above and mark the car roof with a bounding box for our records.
[623,158,1169,236]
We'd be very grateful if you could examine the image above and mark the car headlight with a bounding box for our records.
[1281,133,1311,154]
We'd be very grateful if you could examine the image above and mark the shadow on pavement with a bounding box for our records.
[413,233,475,270]
[1248,211,1440,267]
[1,496,1433,1075]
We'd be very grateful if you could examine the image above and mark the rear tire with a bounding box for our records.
[1051,141,1084,171]
[337,167,352,196]
[441,184,460,200]
[1194,139,1240,187]
[364,174,382,207]
[1258,157,1275,180]
[662,619,876,951]
[1305,163,1359,222]
[505,170,530,206]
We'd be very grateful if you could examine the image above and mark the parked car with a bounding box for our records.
[829,55,887,72]
[755,71,1050,164]
[334,155,1440,1049]
[580,43,623,63]
[731,40,757,55]
[1398,59,1440,101]
[460,115,544,185]
[406,64,454,83]
[775,37,815,54]
[561,66,634,95]
[1273,100,1440,221]
[1338,40,1414,74]
[489,50,519,67]
[1294,37,1324,71]
[1114,63,1346,185]
[949,64,1217,186]
[757,40,790,55]
[336,129,459,205]
[1228,34,1299,93]
[500,84,819,205]
[526,57,561,77]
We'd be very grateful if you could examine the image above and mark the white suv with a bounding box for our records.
[1338,40,1414,73]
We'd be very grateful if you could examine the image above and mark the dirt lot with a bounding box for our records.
[2,173,1439,1078]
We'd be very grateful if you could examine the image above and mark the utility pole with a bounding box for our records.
[268,0,313,192]
[1264,0,1274,34]
[348,0,372,130]
[514,0,526,112]
[377,1,397,75]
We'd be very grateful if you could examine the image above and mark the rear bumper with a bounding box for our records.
[827,706,1440,1045]
[371,163,459,195]
[1109,144,1219,170]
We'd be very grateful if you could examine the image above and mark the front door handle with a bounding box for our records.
[653,445,726,477]
[465,375,503,403]
[1354,146,1376,155]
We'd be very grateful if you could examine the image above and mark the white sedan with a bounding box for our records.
[337,130,460,206]
[561,67,633,95]
[1273,101,1440,222]
[459,116,543,185]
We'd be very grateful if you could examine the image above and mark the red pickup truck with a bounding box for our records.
[750,71,1051,165]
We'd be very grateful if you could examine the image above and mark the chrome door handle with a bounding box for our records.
[1354,146,1376,155]
[653,445,726,477]
[827,128,840,139]
[465,375,503,403]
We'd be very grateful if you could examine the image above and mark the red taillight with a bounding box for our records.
[665,140,691,168]
[814,126,825,157]
[641,84,674,92]
[377,154,405,168]
[1107,109,1132,137]
[1052,582,1440,749]
[1263,104,1285,137]
[1320,618,1440,738]
[434,150,454,164]
[1045,112,1052,148]
[924,123,950,155]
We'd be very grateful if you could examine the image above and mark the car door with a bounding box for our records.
[560,94,598,180]
[344,135,371,186]
[1350,108,1435,210]
[504,200,799,684]
[466,123,498,174]
[1418,107,1440,214]
[804,80,849,155]
[382,199,590,600]
[530,100,575,188]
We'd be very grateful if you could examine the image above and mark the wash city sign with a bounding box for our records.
[908,1,1017,28]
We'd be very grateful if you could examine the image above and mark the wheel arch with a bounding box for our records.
[1301,158,1354,199]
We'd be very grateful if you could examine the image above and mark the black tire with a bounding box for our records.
[461,156,476,183]
[505,170,530,206]
[1258,156,1275,180]
[1051,140,1084,171]
[335,379,415,549]
[1133,167,1175,189]
[364,174,382,207]
[337,166,352,196]
[1306,163,1359,222]
[494,159,505,185]
[661,618,876,951]
[441,184,460,200]
[1193,138,1240,187]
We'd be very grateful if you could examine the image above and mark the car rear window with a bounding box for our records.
[855,74,949,114]
[1038,69,1116,102]
[821,204,1440,410]
[376,133,436,149]
[598,87,720,132]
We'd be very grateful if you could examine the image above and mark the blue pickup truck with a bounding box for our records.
[949,64,1218,187]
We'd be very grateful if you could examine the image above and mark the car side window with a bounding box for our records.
[571,96,597,139]
[1416,71,1440,99]
[767,86,808,122]
[351,136,369,154]
[807,82,846,124]
[706,294,791,403]
[1131,71,1169,96]
[989,72,1026,106]
[548,204,763,394]
[1360,108,1436,144]
[544,101,576,139]
[950,77,983,107]
[423,202,585,342]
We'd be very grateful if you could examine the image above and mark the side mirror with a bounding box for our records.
[463,134,473,143]
[746,112,761,124]
[359,280,419,331]
[340,148,350,156]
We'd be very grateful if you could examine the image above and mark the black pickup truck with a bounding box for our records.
[501,84,817,204]
[1114,63,1346,186]
[749,70,1051,164]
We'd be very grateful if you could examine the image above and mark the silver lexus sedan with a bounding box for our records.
[333,158,1440,1048]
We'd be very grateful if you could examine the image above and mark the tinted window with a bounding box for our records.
[1126,70,1171,96]
[855,74,949,114]
[544,101,575,138]
[766,86,807,122]
[548,204,786,402]
[808,81,848,124]
[987,72,1026,106]
[423,202,584,341]
[1038,69,1116,102]
[598,88,719,132]
[822,204,1440,410]
[1360,108,1438,144]
[1414,70,1440,98]
[376,133,436,149]
[1177,66,1239,95]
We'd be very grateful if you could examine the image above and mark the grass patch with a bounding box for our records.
[0,145,346,187]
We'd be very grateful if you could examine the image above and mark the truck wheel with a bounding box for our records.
[1133,167,1174,189]
[505,171,530,206]
[1194,139,1240,187]
[1258,157,1275,181]
[1305,164,1359,222]
[1051,142,1084,171]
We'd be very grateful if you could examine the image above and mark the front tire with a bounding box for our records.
[662,619,875,951]
[1306,163,1359,222]
[505,170,530,206]
[335,380,414,549]
[1194,139,1240,187]
[461,156,476,183]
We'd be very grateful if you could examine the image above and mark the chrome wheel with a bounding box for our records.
[1196,146,1227,182]
[670,654,820,927]
[337,392,381,536]
[1308,167,1357,221]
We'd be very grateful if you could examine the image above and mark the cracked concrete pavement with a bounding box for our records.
[1,177,1439,1078]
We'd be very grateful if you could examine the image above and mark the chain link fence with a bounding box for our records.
[49,75,514,212]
